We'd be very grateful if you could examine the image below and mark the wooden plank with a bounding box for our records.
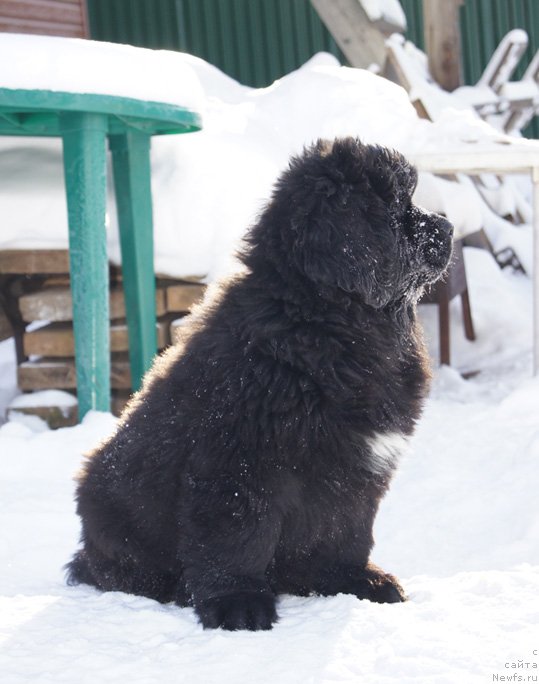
[18,356,132,390]
[0,250,70,275]
[23,319,170,356]
[23,323,79,356]
[111,391,131,417]
[18,285,167,322]
[165,282,206,313]
[6,403,78,429]
[170,316,191,345]
[422,0,464,91]
[42,275,70,287]
[0,305,13,342]
[0,19,84,36]
[0,250,122,282]
[0,0,82,24]
[309,0,387,69]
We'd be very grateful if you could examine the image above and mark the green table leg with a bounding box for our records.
[61,111,110,418]
[109,130,157,391]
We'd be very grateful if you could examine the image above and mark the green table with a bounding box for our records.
[0,87,201,418]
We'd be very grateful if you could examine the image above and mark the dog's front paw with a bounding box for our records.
[196,592,278,631]
[357,563,407,604]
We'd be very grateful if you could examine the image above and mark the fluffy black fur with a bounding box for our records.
[66,137,453,631]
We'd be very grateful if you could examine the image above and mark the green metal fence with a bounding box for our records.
[87,0,180,50]
[87,0,539,137]
[87,0,344,86]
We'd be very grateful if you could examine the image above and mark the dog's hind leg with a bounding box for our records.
[66,542,180,604]
[308,559,407,603]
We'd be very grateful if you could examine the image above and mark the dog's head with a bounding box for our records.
[247,137,453,309]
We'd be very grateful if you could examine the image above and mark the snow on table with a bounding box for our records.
[0,33,203,111]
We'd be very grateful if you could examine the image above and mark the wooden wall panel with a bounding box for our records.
[0,0,88,38]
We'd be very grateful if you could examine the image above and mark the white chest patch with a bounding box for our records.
[365,431,410,475]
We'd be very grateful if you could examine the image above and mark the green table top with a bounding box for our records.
[0,87,202,137]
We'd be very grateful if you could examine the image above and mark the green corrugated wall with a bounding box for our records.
[87,0,538,137]
[86,0,344,85]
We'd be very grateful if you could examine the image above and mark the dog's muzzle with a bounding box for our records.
[407,206,454,276]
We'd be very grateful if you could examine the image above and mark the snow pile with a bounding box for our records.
[2,43,537,279]
[360,0,407,30]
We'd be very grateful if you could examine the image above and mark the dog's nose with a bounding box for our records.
[436,216,454,239]
[416,206,453,237]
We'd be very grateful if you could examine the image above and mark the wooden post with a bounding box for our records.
[310,0,388,68]
[423,0,464,91]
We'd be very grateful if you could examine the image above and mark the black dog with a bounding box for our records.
[67,138,452,631]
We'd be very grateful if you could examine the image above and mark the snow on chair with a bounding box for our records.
[453,29,539,136]
[454,29,530,120]
[497,47,539,134]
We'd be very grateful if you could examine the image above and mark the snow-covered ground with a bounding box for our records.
[1,252,538,683]
[1,37,539,684]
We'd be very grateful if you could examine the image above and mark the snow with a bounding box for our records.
[499,79,539,102]
[2,46,537,279]
[9,389,77,409]
[0,33,203,111]
[476,29,528,91]
[1,38,539,684]
[360,0,407,31]
[386,32,538,139]
[1,250,538,682]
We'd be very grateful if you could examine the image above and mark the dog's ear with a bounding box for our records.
[291,211,397,309]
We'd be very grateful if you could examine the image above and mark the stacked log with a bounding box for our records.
[0,249,205,426]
